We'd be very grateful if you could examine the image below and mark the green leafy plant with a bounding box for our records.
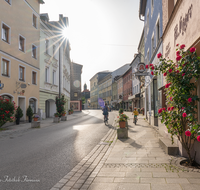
[116,113,129,122]
[0,97,15,127]
[149,44,200,165]
[26,106,33,117]
[119,108,123,114]
[15,106,23,119]
[55,95,66,117]
[54,112,59,117]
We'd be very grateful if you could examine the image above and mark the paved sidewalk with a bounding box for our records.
[51,111,200,190]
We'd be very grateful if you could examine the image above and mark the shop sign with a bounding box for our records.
[0,81,4,89]
[137,63,146,73]
[174,4,193,46]
[21,84,27,88]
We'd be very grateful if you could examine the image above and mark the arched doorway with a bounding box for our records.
[45,99,56,118]
[29,98,37,113]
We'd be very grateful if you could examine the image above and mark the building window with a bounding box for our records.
[53,45,56,57]
[2,23,10,43]
[151,0,154,15]
[74,92,78,97]
[33,14,37,28]
[45,39,49,54]
[2,59,9,77]
[19,35,25,52]
[19,66,25,81]
[151,34,154,56]
[32,71,36,84]
[45,67,49,82]
[5,0,11,4]
[156,20,160,46]
[32,45,37,59]
[53,71,56,85]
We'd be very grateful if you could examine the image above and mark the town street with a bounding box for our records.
[0,110,116,190]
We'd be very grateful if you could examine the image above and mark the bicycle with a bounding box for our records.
[104,115,108,125]
[134,116,138,125]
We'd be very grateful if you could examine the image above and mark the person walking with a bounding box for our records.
[102,103,109,121]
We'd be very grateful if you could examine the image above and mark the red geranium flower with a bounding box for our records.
[190,47,196,53]
[176,44,179,46]
[182,113,187,117]
[197,136,200,142]
[158,109,162,114]
[151,66,155,70]
[180,44,185,49]
[167,107,171,111]
[157,52,162,58]
[169,69,172,73]
[151,71,154,75]
[182,73,185,77]
[162,108,166,111]
[165,83,170,88]
[163,72,167,76]
[170,97,173,101]
[176,70,180,73]
[176,56,182,61]
[185,130,191,137]
[145,65,149,69]
[188,98,192,103]
[171,106,174,111]
[149,63,153,66]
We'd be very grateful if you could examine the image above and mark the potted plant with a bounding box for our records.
[116,113,129,128]
[71,109,73,114]
[33,114,40,121]
[26,106,33,123]
[138,108,141,114]
[68,109,71,115]
[119,108,123,115]
[54,112,59,117]
[61,111,66,116]
[15,106,23,125]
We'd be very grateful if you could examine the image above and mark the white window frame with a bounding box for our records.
[156,16,160,46]
[151,33,154,56]
[1,22,11,44]
[19,65,26,82]
[53,70,56,85]
[45,39,49,54]
[32,13,37,28]
[32,44,37,59]
[45,67,49,83]
[151,0,154,16]
[1,57,11,77]
[32,70,37,85]
[146,10,149,34]
[19,34,26,52]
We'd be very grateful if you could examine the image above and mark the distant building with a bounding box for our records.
[81,83,90,109]
[70,62,83,111]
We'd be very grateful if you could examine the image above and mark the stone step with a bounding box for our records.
[159,137,179,155]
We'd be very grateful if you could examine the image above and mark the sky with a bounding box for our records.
[40,0,144,91]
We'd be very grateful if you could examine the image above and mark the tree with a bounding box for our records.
[149,44,200,165]
[0,97,15,127]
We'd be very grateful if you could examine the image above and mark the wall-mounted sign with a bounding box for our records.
[21,84,27,88]
[0,83,4,89]
[137,63,146,73]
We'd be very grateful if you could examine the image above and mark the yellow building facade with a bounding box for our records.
[0,0,44,121]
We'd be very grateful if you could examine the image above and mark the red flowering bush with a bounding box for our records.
[0,97,15,127]
[153,44,200,165]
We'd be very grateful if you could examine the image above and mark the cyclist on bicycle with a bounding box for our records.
[102,103,109,121]
[132,107,139,123]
